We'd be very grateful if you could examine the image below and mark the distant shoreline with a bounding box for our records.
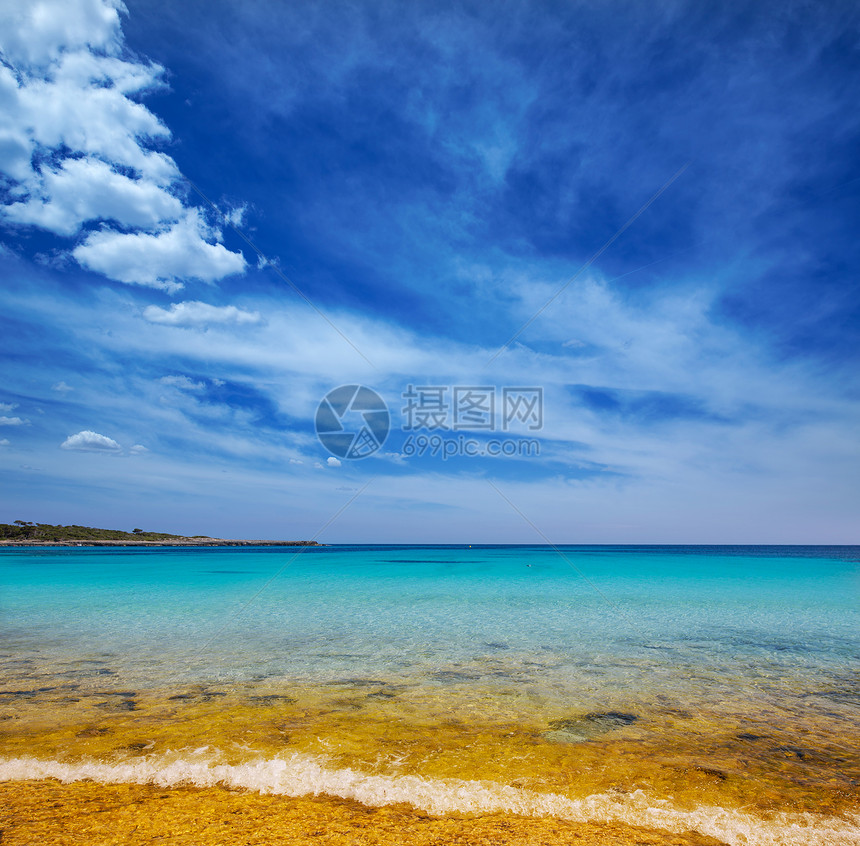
[0,539,320,548]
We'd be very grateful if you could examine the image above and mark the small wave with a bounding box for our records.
[1,751,857,846]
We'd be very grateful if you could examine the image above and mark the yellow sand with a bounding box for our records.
[0,780,728,845]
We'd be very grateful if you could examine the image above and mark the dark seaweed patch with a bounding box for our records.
[432,670,482,682]
[248,695,297,706]
[366,689,397,699]
[76,727,112,737]
[203,570,256,574]
[331,698,363,710]
[694,766,728,780]
[96,698,136,711]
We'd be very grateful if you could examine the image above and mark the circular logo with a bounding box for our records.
[315,385,389,459]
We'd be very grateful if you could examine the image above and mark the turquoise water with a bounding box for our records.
[2,545,860,845]
[2,544,858,697]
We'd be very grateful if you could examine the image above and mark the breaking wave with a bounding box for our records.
[1,750,858,846]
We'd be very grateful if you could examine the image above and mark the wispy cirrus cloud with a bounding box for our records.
[159,375,208,392]
[143,300,262,326]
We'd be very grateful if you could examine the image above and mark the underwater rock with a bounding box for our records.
[543,711,638,743]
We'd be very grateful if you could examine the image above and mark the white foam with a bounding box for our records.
[1,751,857,846]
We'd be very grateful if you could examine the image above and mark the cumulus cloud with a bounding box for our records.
[60,429,121,452]
[326,456,342,467]
[0,415,26,426]
[0,0,123,69]
[0,0,245,289]
[52,381,73,392]
[0,438,9,446]
[129,443,147,454]
[74,210,246,292]
[143,300,262,326]
[4,156,184,236]
[0,402,17,412]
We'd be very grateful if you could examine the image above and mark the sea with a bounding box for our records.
[1,544,858,844]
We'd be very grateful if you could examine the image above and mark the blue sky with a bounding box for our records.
[0,0,858,542]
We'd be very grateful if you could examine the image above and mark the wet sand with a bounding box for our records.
[0,780,728,846]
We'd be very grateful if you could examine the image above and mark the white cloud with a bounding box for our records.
[4,157,184,236]
[0,0,123,68]
[74,211,246,291]
[129,443,148,454]
[160,375,206,391]
[0,416,26,426]
[52,381,73,392]
[60,429,121,452]
[143,300,262,326]
[289,458,304,465]
[224,203,248,227]
[0,438,9,446]
[326,456,342,467]
[0,0,245,289]
[0,402,17,412]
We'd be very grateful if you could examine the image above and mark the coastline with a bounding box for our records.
[0,539,320,547]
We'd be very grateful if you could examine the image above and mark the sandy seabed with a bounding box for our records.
[1,679,858,845]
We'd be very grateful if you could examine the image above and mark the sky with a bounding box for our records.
[0,0,858,543]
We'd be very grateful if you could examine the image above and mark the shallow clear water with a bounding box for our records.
[3,544,858,683]
[2,545,859,845]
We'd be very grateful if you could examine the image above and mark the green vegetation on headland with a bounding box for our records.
[1,521,188,542]
[0,521,319,546]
